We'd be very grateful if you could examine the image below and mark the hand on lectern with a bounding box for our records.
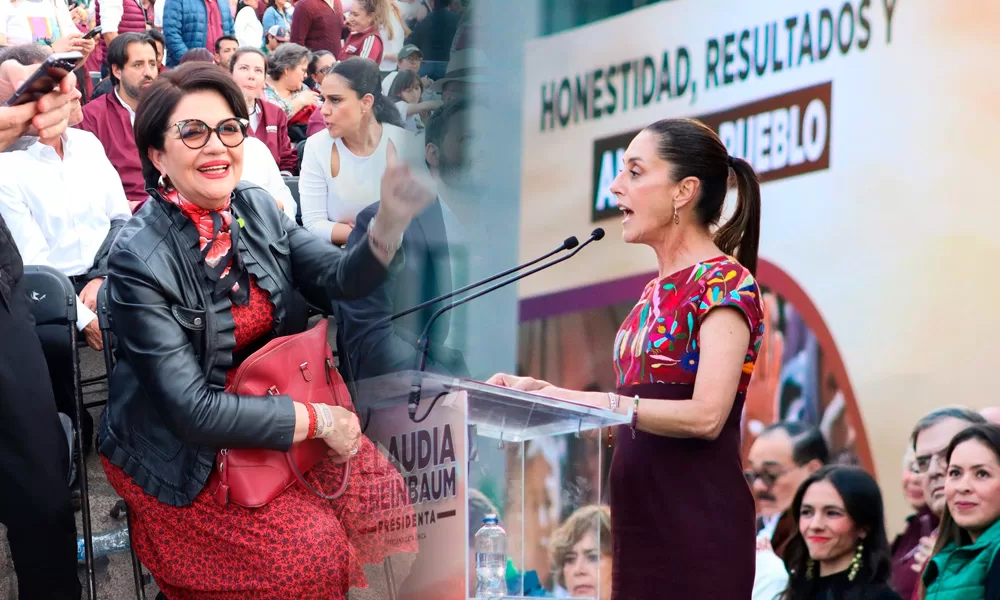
[486,373,551,392]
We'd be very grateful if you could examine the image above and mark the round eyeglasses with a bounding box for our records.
[167,117,249,150]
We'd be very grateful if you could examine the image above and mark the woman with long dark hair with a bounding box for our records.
[489,118,765,598]
[782,465,900,600]
[921,424,1000,600]
[299,57,408,246]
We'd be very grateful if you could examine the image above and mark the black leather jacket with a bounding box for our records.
[0,214,23,314]
[98,183,387,506]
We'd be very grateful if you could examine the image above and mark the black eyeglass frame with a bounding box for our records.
[166,117,250,150]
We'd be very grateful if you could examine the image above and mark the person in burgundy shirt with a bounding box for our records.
[78,32,159,211]
[890,448,939,600]
[338,0,383,64]
[288,0,344,55]
[229,47,298,173]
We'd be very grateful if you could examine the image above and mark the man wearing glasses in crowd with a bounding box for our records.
[905,406,987,592]
[745,422,829,559]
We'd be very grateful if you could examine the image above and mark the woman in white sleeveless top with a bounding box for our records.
[300,57,414,245]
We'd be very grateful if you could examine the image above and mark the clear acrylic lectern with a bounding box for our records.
[351,371,630,600]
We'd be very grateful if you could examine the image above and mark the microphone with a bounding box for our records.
[407,228,606,421]
[347,235,579,380]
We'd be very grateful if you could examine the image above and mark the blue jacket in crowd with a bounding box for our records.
[162,0,235,67]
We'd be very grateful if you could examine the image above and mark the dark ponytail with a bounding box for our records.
[647,118,762,275]
[329,57,404,128]
[715,156,761,275]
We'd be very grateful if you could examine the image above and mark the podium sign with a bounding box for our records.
[354,372,630,600]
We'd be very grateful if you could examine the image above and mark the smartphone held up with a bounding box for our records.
[2,52,83,108]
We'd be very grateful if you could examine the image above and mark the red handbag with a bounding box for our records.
[207,319,352,508]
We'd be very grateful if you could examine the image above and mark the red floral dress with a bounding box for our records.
[102,194,416,599]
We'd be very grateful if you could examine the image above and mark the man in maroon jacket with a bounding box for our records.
[78,33,158,212]
[289,0,344,55]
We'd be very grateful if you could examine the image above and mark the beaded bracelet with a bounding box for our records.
[630,395,639,439]
[304,403,318,440]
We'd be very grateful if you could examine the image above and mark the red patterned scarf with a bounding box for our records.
[159,187,250,304]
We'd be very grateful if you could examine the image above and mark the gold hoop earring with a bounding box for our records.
[847,541,864,581]
[673,206,680,225]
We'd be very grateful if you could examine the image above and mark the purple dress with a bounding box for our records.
[609,257,765,600]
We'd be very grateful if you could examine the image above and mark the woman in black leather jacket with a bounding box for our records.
[98,63,429,599]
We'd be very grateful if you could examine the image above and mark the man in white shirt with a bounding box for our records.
[0,51,84,600]
[0,76,131,451]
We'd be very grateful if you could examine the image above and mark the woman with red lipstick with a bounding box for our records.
[921,424,1000,600]
[782,465,900,600]
[489,119,765,599]
[98,62,429,599]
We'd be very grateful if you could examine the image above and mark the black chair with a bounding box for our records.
[283,176,301,226]
[97,280,149,600]
[20,266,97,600]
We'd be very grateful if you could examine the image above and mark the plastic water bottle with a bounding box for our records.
[474,513,507,598]
[77,526,131,563]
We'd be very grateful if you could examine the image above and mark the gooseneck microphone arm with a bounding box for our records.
[357,235,579,339]
[407,228,606,422]
[347,235,580,382]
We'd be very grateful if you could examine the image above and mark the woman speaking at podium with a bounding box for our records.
[490,118,764,599]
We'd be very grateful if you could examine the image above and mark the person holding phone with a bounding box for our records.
[0,0,96,62]
[0,51,83,600]
[0,56,80,149]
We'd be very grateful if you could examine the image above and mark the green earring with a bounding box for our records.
[848,541,864,582]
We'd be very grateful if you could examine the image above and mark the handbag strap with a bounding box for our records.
[285,452,351,500]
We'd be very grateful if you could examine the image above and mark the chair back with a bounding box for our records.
[21,265,77,327]
[283,176,301,226]
[97,279,116,374]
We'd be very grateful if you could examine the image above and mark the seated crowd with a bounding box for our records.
[7,6,1000,600]
[0,11,480,594]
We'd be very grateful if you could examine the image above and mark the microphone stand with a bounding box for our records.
[346,235,579,429]
[348,236,579,376]
[407,228,606,422]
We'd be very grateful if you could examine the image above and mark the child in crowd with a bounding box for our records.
[386,69,440,133]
